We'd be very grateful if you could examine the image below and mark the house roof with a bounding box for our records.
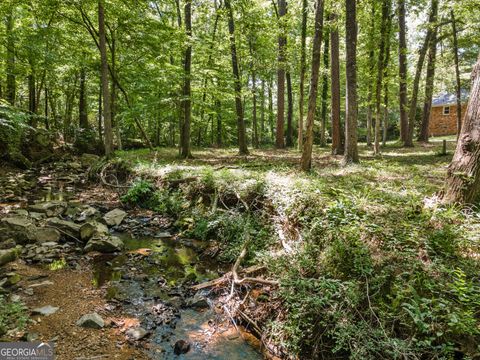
[432,89,469,107]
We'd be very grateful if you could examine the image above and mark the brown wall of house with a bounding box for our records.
[428,104,468,136]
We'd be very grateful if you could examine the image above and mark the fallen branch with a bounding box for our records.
[166,176,198,188]
[45,225,82,244]
[191,265,265,291]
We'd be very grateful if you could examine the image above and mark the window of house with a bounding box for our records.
[443,106,450,115]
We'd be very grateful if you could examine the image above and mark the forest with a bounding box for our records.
[0,0,480,359]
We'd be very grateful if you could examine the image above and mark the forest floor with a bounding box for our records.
[1,137,480,359]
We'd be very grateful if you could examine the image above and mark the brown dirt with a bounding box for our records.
[7,260,149,360]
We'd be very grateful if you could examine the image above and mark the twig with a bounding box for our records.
[45,225,82,244]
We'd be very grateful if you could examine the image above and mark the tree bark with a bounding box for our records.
[443,52,480,204]
[224,0,249,155]
[451,9,462,137]
[373,0,391,155]
[79,67,88,129]
[319,28,329,148]
[343,0,359,165]
[418,23,438,142]
[397,0,408,143]
[260,79,265,144]
[330,12,343,155]
[298,0,308,149]
[404,0,438,147]
[382,12,392,146]
[98,0,113,155]
[300,0,324,171]
[180,0,192,158]
[268,79,274,143]
[276,0,287,149]
[5,8,15,106]
[366,2,376,147]
[286,71,293,147]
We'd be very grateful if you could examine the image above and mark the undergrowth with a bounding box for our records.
[0,295,28,337]
[113,143,480,359]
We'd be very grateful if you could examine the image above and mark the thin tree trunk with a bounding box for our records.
[373,0,391,155]
[443,52,480,204]
[382,13,392,147]
[397,0,408,143]
[298,0,308,149]
[216,99,222,147]
[319,28,329,148]
[224,0,249,155]
[343,0,359,165]
[276,0,287,149]
[300,0,324,171]
[6,8,15,106]
[98,0,113,155]
[180,0,192,158]
[268,79,274,143]
[286,71,293,147]
[79,67,88,129]
[418,24,438,142]
[451,9,462,137]
[330,12,343,155]
[28,71,37,127]
[98,81,103,142]
[252,71,259,148]
[405,0,438,147]
[260,79,265,144]
[366,2,375,147]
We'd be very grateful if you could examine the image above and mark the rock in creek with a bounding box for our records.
[76,312,104,329]
[103,209,127,226]
[28,201,67,217]
[84,235,124,253]
[0,216,37,244]
[80,221,109,241]
[125,327,149,341]
[46,218,81,239]
[173,340,191,355]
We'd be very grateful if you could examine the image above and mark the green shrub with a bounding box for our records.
[0,295,28,337]
[121,179,158,208]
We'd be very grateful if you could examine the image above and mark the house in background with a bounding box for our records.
[428,90,469,136]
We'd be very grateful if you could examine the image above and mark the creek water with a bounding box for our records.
[92,233,263,359]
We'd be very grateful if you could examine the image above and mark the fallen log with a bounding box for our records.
[191,265,266,291]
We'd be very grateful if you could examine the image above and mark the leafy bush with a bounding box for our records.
[0,296,28,337]
[121,179,158,208]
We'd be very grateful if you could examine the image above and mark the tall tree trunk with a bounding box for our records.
[286,71,294,147]
[451,9,462,137]
[373,0,391,155]
[216,99,222,147]
[319,28,329,148]
[268,79,274,143]
[298,0,308,149]
[382,13,392,147]
[5,8,15,106]
[366,2,376,147]
[224,0,249,155]
[443,52,480,204]
[98,0,113,155]
[418,25,438,142]
[300,0,324,171]
[405,0,438,147]
[28,71,37,127]
[98,81,103,142]
[397,0,408,143]
[180,0,192,158]
[252,71,259,148]
[44,87,49,130]
[343,0,359,164]
[260,79,265,144]
[276,0,287,149]
[79,67,88,129]
[330,12,343,155]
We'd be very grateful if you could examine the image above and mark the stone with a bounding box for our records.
[28,202,67,217]
[76,313,104,329]
[46,218,81,239]
[13,209,29,216]
[0,239,16,250]
[76,206,99,222]
[3,272,21,286]
[0,216,37,244]
[125,327,149,341]
[173,340,191,355]
[80,221,109,241]
[28,280,54,288]
[32,305,59,316]
[186,294,209,310]
[103,209,127,226]
[36,228,61,243]
[84,235,124,253]
[0,247,21,266]
[29,212,45,221]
